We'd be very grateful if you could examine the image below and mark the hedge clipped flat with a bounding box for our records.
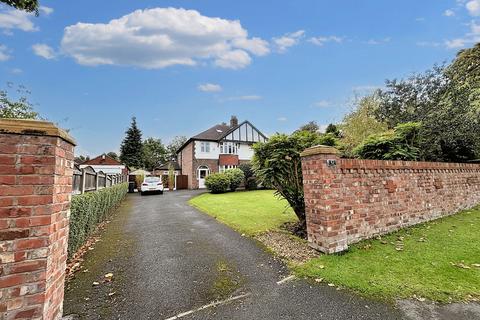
[68,183,128,257]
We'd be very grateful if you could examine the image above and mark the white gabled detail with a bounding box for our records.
[222,121,267,143]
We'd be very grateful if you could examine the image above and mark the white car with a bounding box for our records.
[140,176,164,195]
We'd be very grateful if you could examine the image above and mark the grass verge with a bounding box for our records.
[294,208,480,302]
[189,190,480,302]
[188,190,296,236]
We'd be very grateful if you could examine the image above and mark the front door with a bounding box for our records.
[198,166,209,189]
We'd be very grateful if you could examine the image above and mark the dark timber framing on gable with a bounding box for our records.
[221,121,267,144]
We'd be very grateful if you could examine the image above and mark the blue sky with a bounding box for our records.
[1,0,479,156]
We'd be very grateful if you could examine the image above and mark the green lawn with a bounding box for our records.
[294,208,480,302]
[190,190,480,302]
[189,190,296,235]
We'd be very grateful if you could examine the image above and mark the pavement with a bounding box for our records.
[63,190,480,320]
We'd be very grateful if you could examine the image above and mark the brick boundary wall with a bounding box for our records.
[0,119,75,319]
[300,145,480,254]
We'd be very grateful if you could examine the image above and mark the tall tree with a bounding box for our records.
[120,117,144,169]
[143,137,167,171]
[166,136,187,160]
[296,121,320,133]
[106,152,119,161]
[0,0,39,14]
[0,85,39,119]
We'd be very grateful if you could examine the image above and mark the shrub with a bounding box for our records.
[225,168,245,191]
[252,130,323,230]
[353,122,422,160]
[205,173,230,193]
[245,176,258,190]
[239,162,258,190]
[68,183,128,258]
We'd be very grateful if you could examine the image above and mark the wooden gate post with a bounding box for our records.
[0,119,76,320]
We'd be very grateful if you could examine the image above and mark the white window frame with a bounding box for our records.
[219,142,239,155]
[200,142,210,153]
[219,165,237,173]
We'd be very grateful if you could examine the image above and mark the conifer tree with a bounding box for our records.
[120,117,144,168]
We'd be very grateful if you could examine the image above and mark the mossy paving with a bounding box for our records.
[209,260,245,300]
[63,196,136,319]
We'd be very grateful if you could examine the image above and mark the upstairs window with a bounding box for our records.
[200,142,210,153]
[219,142,239,154]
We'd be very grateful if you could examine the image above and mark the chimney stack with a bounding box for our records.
[230,115,239,128]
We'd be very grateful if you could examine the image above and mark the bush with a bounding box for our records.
[353,122,422,160]
[68,183,128,258]
[252,130,323,230]
[205,173,230,194]
[225,168,245,191]
[245,176,258,190]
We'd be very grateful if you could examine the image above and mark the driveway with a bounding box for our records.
[63,191,462,320]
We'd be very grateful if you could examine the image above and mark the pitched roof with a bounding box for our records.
[155,160,181,171]
[191,124,232,141]
[81,154,123,166]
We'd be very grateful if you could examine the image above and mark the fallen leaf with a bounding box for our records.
[315,278,323,283]
[104,273,114,278]
[472,264,480,268]
[328,283,335,287]
[318,265,325,269]
[108,292,115,297]
[92,282,100,286]
[451,262,471,269]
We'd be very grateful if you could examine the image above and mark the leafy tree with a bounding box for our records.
[252,130,323,230]
[167,136,188,159]
[106,152,119,161]
[239,162,257,190]
[296,121,320,133]
[74,155,89,164]
[0,86,39,119]
[225,168,244,192]
[142,137,167,171]
[339,95,388,157]
[354,122,422,160]
[325,123,340,137]
[120,117,144,169]
[1,0,39,14]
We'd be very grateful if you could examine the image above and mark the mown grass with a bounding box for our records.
[294,208,480,302]
[189,190,296,235]
[190,190,480,302]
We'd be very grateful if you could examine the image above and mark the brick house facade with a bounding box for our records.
[177,116,267,189]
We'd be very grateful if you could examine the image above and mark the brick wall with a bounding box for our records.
[179,142,194,189]
[0,119,75,319]
[301,145,480,254]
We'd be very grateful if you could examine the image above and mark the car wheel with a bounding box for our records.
[159,191,164,195]
[140,192,144,196]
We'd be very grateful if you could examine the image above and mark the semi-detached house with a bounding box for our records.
[177,116,267,189]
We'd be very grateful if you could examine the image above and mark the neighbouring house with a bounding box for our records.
[177,115,267,189]
[79,154,128,175]
[153,160,182,190]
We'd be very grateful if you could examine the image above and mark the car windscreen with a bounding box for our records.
[144,177,161,183]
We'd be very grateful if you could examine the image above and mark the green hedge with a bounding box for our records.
[68,183,128,258]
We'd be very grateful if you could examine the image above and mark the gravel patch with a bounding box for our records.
[255,231,320,264]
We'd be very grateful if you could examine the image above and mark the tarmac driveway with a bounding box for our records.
[63,191,412,319]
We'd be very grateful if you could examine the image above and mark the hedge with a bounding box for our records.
[68,183,128,258]
[205,173,230,193]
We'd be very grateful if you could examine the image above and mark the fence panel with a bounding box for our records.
[72,167,127,195]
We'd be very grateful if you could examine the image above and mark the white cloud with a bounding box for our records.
[365,37,391,45]
[0,9,38,32]
[415,17,426,22]
[277,117,287,122]
[466,0,480,16]
[224,95,262,101]
[198,83,222,92]
[312,100,331,108]
[0,44,11,61]
[60,7,269,70]
[272,30,305,53]
[308,36,343,46]
[32,43,56,59]
[10,68,22,74]
[352,85,382,92]
[39,6,54,15]
[445,21,480,48]
[444,9,456,16]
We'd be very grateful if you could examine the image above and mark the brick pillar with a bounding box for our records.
[0,119,75,320]
[300,145,347,254]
